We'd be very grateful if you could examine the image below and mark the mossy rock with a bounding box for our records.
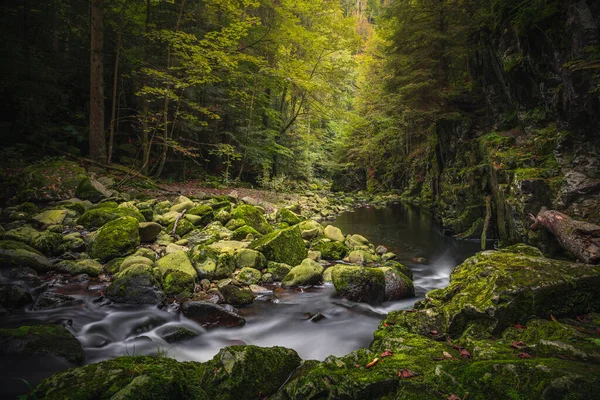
[235,248,267,270]
[30,230,63,256]
[210,201,232,213]
[282,259,324,287]
[381,260,413,280]
[379,267,414,301]
[157,326,200,344]
[89,217,141,262]
[332,266,386,305]
[156,251,197,281]
[324,225,345,242]
[4,225,40,244]
[32,209,68,227]
[0,325,84,364]
[167,218,195,237]
[75,177,112,202]
[231,225,261,241]
[133,247,157,261]
[120,255,154,272]
[345,234,371,249]
[250,226,306,266]
[298,220,323,240]
[138,222,162,242]
[0,240,52,272]
[220,284,254,306]
[20,160,87,202]
[0,284,33,309]
[215,253,236,280]
[225,218,246,231]
[236,267,262,285]
[231,205,272,235]
[105,266,165,305]
[56,259,103,277]
[276,208,303,225]
[266,262,292,281]
[312,240,348,260]
[347,249,379,265]
[163,270,195,297]
[78,206,146,230]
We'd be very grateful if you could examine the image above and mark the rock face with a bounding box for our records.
[250,225,306,266]
[31,346,301,400]
[90,217,141,262]
[182,301,246,328]
[332,266,386,305]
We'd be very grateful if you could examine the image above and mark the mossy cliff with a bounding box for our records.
[28,245,600,399]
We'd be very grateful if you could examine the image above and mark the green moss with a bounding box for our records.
[266,261,292,281]
[235,249,266,270]
[250,226,307,266]
[220,284,254,306]
[236,267,262,285]
[332,266,386,304]
[56,259,103,277]
[90,217,141,262]
[156,251,197,280]
[276,208,303,225]
[0,240,52,272]
[231,205,272,235]
[230,225,261,241]
[163,270,195,296]
[313,240,348,260]
[167,218,195,237]
[282,259,324,287]
[30,230,63,256]
[79,206,146,230]
[215,252,236,279]
[20,160,87,202]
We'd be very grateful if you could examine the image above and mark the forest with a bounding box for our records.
[1,0,600,399]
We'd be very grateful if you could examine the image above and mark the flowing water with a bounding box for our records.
[0,202,481,397]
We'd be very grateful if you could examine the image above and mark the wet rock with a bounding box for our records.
[282,259,324,287]
[89,216,140,262]
[250,225,306,266]
[267,261,292,281]
[220,284,254,306]
[157,326,199,343]
[379,266,414,301]
[182,301,246,328]
[376,245,388,255]
[345,234,370,249]
[55,259,102,277]
[138,222,162,242]
[332,266,386,305]
[78,204,146,230]
[0,284,33,309]
[33,292,82,310]
[0,325,84,364]
[0,240,53,272]
[105,267,165,305]
[348,249,379,265]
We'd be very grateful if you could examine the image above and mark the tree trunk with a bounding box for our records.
[141,0,152,175]
[107,22,122,164]
[530,207,600,264]
[90,0,106,163]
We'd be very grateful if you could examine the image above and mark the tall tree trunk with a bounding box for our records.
[90,0,106,163]
[141,0,152,174]
[107,22,122,164]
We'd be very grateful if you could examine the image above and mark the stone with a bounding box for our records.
[32,210,68,227]
[231,205,272,235]
[312,240,348,260]
[120,255,154,271]
[78,206,146,230]
[182,301,245,328]
[215,253,236,279]
[266,262,292,281]
[276,208,303,225]
[167,218,195,237]
[282,259,324,287]
[33,292,82,310]
[19,161,86,202]
[345,234,370,249]
[4,226,40,244]
[348,249,379,265]
[0,325,84,364]
[157,326,199,343]
[89,217,140,262]
[165,243,189,254]
[332,266,386,305]
[138,222,162,242]
[156,251,197,280]
[105,266,165,305]
[236,267,262,285]
[56,259,103,277]
[324,225,345,242]
[220,284,254,306]
[307,250,321,261]
[30,231,63,256]
[250,226,306,266]
[231,225,261,241]
[75,177,112,202]
[235,248,267,270]
[0,240,52,272]
[0,284,33,309]
[379,267,414,301]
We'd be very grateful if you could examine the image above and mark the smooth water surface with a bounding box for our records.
[0,202,481,396]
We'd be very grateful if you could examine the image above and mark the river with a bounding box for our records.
[0,202,481,397]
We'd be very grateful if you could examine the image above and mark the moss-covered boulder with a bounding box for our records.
[235,248,267,270]
[215,252,236,279]
[20,160,87,202]
[230,225,260,241]
[348,249,379,265]
[0,284,33,309]
[236,267,262,285]
[156,251,197,282]
[105,265,165,305]
[75,177,112,202]
[78,205,146,230]
[231,205,272,235]
[0,325,84,364]
[344,234,371,249]
[32,209,68,227]
[250,226,306,266]
[299,220,323,240]
[282,259,324,287]
[381,260,413,280]
[55,259,103,277]
[332,266,386,305]
[276,208,303,225]
[167,218,195,237]
[379,266,414,301]
[163,270,195,297]
[312,240,348,260]
[138,222,162,242]
[220,284,254,306]
[0,240,52,272]
[30,230,63,256]
[4,225,40,244]
[266,261,292,281]
[324,225,345,242]
[120,255,154,271]
[89,217,141,262]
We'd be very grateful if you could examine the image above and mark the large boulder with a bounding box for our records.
[219,284,254,306]
[19,161,87,202]
[282,259,324,287]
[105,265,165,304]
[78,204,146,230]
[276,208,302,225]
[0,325,84,364]
[75,177,112,202]
[332,266,386,305]
[236,267,262,285]
[266,261,292,281]
[379,266,414,301]
[155,251,197,295]
[0,284,33,309]
[89,217,140,262]
[250,226,306,266]
[231,205,272,235]
[324,225,345,242]
[32,209,68,227]
[0,240,52,272]
[182,301,245,328]
[138,222,162,242]
[30,231,63,256]
[55,259,103,277]
[235,248,267,270]
[312,240,348,260]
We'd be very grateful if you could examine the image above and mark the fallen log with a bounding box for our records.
[529,207,600,264]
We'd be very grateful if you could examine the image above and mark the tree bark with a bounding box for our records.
[90,0,106,163]
[530,207,600,264]
[107,21,122,164]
